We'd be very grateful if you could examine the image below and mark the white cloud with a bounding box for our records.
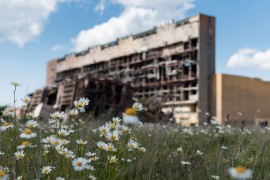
[73,0,195,52]
[51,44,65,52]
[227,48,270,70]
[0,0,85,47]
[95,0,106,14]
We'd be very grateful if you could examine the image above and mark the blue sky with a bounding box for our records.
[1,0,270,105]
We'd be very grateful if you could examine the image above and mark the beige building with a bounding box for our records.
[29,12,270,127]
[212,74,270,126]
[30,14,216,125]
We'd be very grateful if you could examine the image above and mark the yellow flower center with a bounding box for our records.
[44,169,49,173]
[0,170,5,177]
[99,146,104,149]
[133,106,140,111]
[67,156,72,159]
[60,132,65,136]
[76,103,83,108]
[110,135,116,140]
[53,141,59,146]
[3,123,10,127]
[110,123,116,128]
[22,141,30,146]
[101,129,107,133]
[110,158,116,163]
[130,144,135,148]
[125,108,137,116]
[107,146,113,151]
[23,99,29,103]
[29,123,34,127]
[17,154,23,159]
[235,166,246,174]
[24,129,32,134]
[77,162,83,166]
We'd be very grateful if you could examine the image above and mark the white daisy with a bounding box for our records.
[21,96,31,105]
[228,166,252,180]
[51,121,61,129]
[211,175,220,179]
[97,141,108,150]
[17,141,35,149]
[108,155,117,164]
[72,158,88,171]
[112,117,121,123]
[41,166,54,175]
[48,119,56,124]
[58,129,70,137]
[50,138,63,147]
[68,129,75,134]
[11,81,21,86]
[89,174,97,180]
[0,122,14,131]
[0,169,9,180]
[105,131,119,141]
[132,102,144,111]
[62,139,70,145]
[121,126,130,134]
[105,122,119,130]
[50,112,60,118]
[69,109,79,116]
[43,144,51,149]
[26,120,38,128]
[2,107,15,117]
[59,112,66,119]
[99,125,110,136]
[122,108,140,124]
[196,150,203,155]
[16,176,22,180]
[183,128,193,135]
[181,161,191,166]
[66,154,75,160]
[27,112,33,118]
[76,139,87,145]
[221,145,228,149]
[85,165,95,171]
[177,147,183,152]
[14,150,25,160]
[41,136,52,144]
[105,143,116,152]
[85,152,96,157]
[139,147,146,153]
[91,156,100,161]
[56,177,65,180]
[74,97,90,112]
[127,140,139,151]
[19,129,37,139]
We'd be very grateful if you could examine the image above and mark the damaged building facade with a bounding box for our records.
[30,14,215,126]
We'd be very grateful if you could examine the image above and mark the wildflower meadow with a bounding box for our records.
[1,82,270,180]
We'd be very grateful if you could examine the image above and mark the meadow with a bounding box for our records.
[1,82,270,180]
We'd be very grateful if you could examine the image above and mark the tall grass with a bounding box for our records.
[0,83,269,179]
